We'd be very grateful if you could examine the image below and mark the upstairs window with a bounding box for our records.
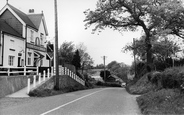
[30,30,34,42]
[28,52,32,65]
[35,37,40,46]
[40,33,44,46]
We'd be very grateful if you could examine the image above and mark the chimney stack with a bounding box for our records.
[29,9,34,13]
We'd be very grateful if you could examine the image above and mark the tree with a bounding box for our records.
[107,61,130,82]
[84,0,184,72]
[76,43,94,72]
[72,50,81,70]
[123,36,181,63]
[100,70,111,81]
[58,41,75,64]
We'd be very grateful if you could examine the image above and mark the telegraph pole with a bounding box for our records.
[133,38,137,78]
[103,56,107,81]
[54,0,60,90]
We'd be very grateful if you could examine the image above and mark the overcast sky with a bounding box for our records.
[0,0,143,66]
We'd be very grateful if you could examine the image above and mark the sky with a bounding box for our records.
[0,0,143,66]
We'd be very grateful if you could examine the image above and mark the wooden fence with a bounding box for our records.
[0,66,38,76]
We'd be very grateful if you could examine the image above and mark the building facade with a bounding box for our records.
[0,3,50,67]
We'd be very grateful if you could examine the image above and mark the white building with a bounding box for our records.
[0,3,51,67]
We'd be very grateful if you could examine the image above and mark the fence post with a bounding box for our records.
[74,74,76,80]
[64,67,66,75]
[7,68,10,76]
[43,70,46,81]
[51,67,54,76]
[33,75,36,88]
[69,70,71,77]
[67,69,69,75]
[27,78,30,94]
[24,66,26,76]
[61,67,63,75]
[38,73,41,84]
[71,73,73,78]
[47,68,50,78]
[36,66,39,75]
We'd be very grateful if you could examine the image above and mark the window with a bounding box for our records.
[40,59,43,66]
[35,37,40,46]
[9,56,14,66]
[40,33,44,45]
[30,30,34,42]
[10,39,15,49]
[0,47,2,65]
[28,52,32,65]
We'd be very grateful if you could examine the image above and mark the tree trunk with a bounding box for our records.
[145,32,152,72]
[81,62,84,74]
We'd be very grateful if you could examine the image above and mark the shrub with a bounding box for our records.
[95,81,121,87]
[147,67,184,91]
[137,89,183,114]
[161,67,184,89]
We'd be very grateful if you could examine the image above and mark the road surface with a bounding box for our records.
[0,88,141,115]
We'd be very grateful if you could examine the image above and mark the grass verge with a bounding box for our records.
[137,89,184,114]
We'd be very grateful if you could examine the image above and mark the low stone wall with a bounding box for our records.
[0,75,31,98]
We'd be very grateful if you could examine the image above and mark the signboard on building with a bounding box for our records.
[26,43,46,52]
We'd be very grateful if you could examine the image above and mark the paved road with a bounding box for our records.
[0,88,141,115]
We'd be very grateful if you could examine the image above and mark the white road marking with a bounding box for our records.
[40,88,108,115]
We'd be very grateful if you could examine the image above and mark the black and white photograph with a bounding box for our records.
[1,0,184,114]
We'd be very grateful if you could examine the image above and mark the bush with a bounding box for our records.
[137,89,183,114]
[96,81,121,87]
[128,73,157,94]
[147,67,184,91]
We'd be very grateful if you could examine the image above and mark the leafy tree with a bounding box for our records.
[123,36,181,63]
[95,64,105,69]
[107,61,118,69]
[107,61,130,82]
[59,41,75,64]
[72,50,81,70]
[76,43,94,72]
[100,70,111,81]
[84,0,184,72]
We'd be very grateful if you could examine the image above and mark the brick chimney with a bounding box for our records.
[29,9,34,13]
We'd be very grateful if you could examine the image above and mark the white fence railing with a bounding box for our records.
[54,66,85,86]
[27,68,51,94]
[27,66,85,94]
[0,66,38,76]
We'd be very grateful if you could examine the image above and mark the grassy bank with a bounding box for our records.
[127,66,184,114]
[137,89,184,114]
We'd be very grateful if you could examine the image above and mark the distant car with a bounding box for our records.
[121,83,126,87]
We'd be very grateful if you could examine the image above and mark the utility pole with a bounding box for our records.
[133,38,137,78]
[103,56,107,81]
[54,0,60,90]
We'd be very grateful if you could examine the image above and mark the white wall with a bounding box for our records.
[39,19,47,47]
[26,19,49,67]
[0,32,2,65]
[26,19,46,46]
[3,34,25,67]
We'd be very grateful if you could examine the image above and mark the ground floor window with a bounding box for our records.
[9,56,14,66]
[28,52,32,65]
[0,47,2,65]
[40,59,43,66]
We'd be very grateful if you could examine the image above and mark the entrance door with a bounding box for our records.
[18,57,21,67]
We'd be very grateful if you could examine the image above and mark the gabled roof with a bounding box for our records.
[28,13,49,35]
[28,14,42,29]
[0,19,22,37]
[7,4,37,30]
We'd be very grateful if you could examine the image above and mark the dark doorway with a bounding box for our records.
[18,57,21,67]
